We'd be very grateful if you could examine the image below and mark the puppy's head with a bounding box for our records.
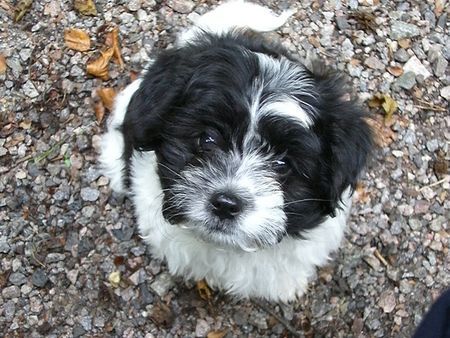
[123,32,372,251]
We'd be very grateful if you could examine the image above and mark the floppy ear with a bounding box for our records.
[121,49,189,157]
[311,63,373,213]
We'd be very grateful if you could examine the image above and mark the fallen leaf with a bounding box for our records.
[0,55,6,75]
[149,302,175,328]
[129,71,139,82]
[93,98,105,123]
[308,35,321,49]
[355,183,370,203]
[397,39,411,49]
[64,28,91,52]
[368,93,398,122]
[365,115,396,148]
[381,95,398,122]
[349,10,377,32]
[14,0,33,22]
[74,0,97,16]
[19,120,32,129]
[387,66,403,77]
[104,26,124,69]
[207,330,228,338]
[196,279,212,302]
[378,290,396,313]
[108,271,121,287]
[97,87,116,111]
[433,150,448,177]
[434,0,444,16]
[86,47,114,80]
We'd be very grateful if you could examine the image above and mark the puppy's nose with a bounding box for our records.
[210,192,243,220]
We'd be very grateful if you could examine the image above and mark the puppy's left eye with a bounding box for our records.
[271,159,290,175]
[198,130,223,153]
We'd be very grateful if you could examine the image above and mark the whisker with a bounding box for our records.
[284,198,332,206]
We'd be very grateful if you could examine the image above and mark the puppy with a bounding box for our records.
[100,0,372,302]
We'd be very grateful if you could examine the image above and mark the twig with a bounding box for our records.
[374,249,389,267]
[253,300,302,337]
[416,105,447,112]
[419,175,450,191]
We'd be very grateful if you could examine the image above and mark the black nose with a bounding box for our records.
[210,192,243,220]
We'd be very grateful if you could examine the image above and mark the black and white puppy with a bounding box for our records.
[100,1,372,302]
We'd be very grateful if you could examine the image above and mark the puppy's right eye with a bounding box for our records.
[198,130,223,153]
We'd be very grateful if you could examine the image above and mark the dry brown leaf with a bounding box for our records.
[149,302,175,328]
[93,98,105,124]
[86,47,114,80]
[64,28,91,52]
[382,96,398,122]
[355,183,370,204]
[308,35,321,49]
[19,120,32,129]
[434,0,444,16]
[365,115,396,148]
[368,93,398,122]
[108,271,120,288]
[74,0,97,16]
[207,330,228,338]
[14,0,33,22]
[0,55,6,75]
[196,279,212,302]
[398,39,411,49]
[104,27,124,69]
[97,87,116,111]
[387,66,403,77]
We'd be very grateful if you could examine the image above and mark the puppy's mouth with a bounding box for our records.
[163,203,286,252]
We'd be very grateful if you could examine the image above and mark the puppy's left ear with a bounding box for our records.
[312,65,373,212]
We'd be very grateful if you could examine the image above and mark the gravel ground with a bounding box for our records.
[1,0,449,337]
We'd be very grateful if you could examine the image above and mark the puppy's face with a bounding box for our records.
[123,33,372,251]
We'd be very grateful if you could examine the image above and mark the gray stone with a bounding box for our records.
[403,56,431,79]
[390,21,420,40]
[432,55,448,77]
[72,324,86,338]
[23,80,40,98]
[395,71,416,90]
[31,269,48,288]
[430,216,445,232]
[45,253,66,263]
[80,187,100,202]
[80,316,92,331]
[440,86,450,101]
[6,57,23,76]
[70,65,84,77]
[168,0,195,14]
[2,285,20,298]
[437,13,447,30]
[426,139,439,152]
[335,15,350,30]
[150,272,174,297]
[19,48,32,62]
[127,0,141,11]
[394,49,409,62]
[424,10,436,27]
[119,12,135,24]
[195,319,210,337]
[0,235,10,253]
[364,56,385,70]
[378,290,396,313]
[85,167,101,182]
[9,272,27,286]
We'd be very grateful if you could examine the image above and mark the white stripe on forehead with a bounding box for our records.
[244,53,317,148]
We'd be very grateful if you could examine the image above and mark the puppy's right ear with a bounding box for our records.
[122,50,187,153]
